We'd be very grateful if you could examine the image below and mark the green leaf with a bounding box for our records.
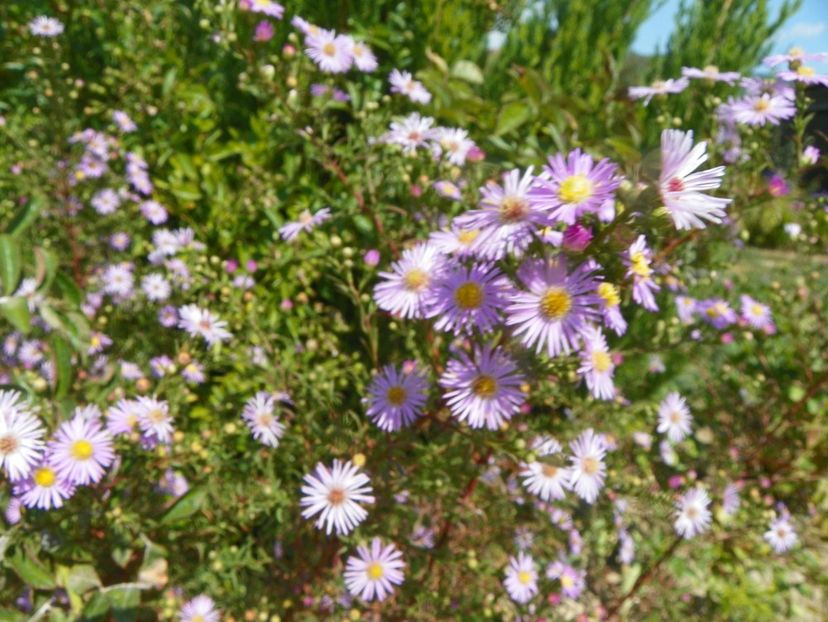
[495,101,531,136]
[0,234,22,295]
[160,486,208,524]
[54,272,83,307]
[51,334,73,399]
[450,60,484,84]
[107,586,141,622]
[0,297,31,333]
[5,547,56,590]
[0,609,26,622]
[66,565,102,595]
[6,197,42,236]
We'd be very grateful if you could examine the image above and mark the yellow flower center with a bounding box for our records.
[597,282,620,307]
[322,42,337,57]
[403,269,429,292]
[558,175,594,204]
[797,66,815,77]
[560,574,574,589]
[386,386,407,406]
[750,304,764,316]
[457,229,480,246]
[499,196,529,222]
[518,570,532,585]
[148,408,166,423]
[669,411,682,424]
[652,80,666,90]
[591,351,612,373]
[454,282,483,310]
[472,374,497,398]
[191,616,205,622]
[71,439,94,461]
[630,252,651,278]
[705,305,722,318]
[686,506,699,519]
[90,335,101,347]
[789,46,804,58]
[581,457,599,475]
[539,287,572,320]
[754,98,770,112]
[327,487,346,506]
[541,464,558,478]
[257,413,273,427]
[0,435,19,455]
[367,562,384,580]
[703,65,719,76]
[34,467,57,488]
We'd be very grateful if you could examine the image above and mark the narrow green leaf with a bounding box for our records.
[5,547,56,590]
[6,197,42,236]
[0,234,22,295]
[160,487,208,524]
[450,60,484,84]
[0,297,31,333]
[495,101,532,136]
[51,334,73,399]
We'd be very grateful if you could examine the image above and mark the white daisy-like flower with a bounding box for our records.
[179,595,220,622]
[567,428,606,504]
[764,516,797,553]
[177,304,232,346]
[344,538,405,602]
[656,392,692,442]
[503,552,538,604]
[141,274,172,302]
[29,16,64,37]
[520,437,569,502]
[0,390,46,481]
[674,486,712,539]
[241,392,286,447]
[300,459,375,536]
[135,396,174,443]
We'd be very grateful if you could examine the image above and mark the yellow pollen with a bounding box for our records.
[789,46,804,57]
[539,287,572,320]
[148,409,166,423]
[367,562,384,580]
[386,385,407,406]
[591,350,612,373]
[652,80,666,90]
[71,439,94,461]
[581,457,599,475]
[322,42,337,57]
[754,98,770,112]
[257,413,273,427]
[541,464,558,478]
[797,66,815,77]
[472,374,497,398]
[705,305,722,318]
[457,229,480,246]
[126,414,137,428]
[298,211,314,224]
[327,488,346,505]
[191,616,205,622]
[90,335,101,347]
[403,268,429,292]
[750,304,764,316]
[518,570,532,585]
[560,574,574,589]
[597,282,620,307]
[558,175,594,204]
[454,282,483,310]
[34,467,56,488]
[630,252,652,278]
[499,196,529,222]
[703,65,719,76]
[0,435,19,455]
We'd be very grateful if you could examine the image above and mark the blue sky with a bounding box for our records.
[633,0,828,71]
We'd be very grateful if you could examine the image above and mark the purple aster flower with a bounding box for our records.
[740,295,774,332]
[181,361,206,384]
[158,305,179,327]
[91,188,121,215]
[624,236,660,312]
[429,262,510,334]
[456,168,545,259]
[389,69,431,104]
[628,77,689,104]
[112,110,136,132]
[595,281,627,336]
[49,415,115,485]
[802,145,820,165]
[150,355,174,378]
[562,224,593,251]
[675,295,697,323]
[777,65,828,86]
[383,113,436,154]
[364,364,428,432]
[373,242,444,319]
[241,392,285,447]
[279,207,331,241]
[140,200,168,225]
[503,553,538,604]
[764,48,828,67]
[505,258,601,357]
[697,298,737,329]
[546,561,586,599]
[344,538,405,602]
[767,173,789,197]
[135,396,174,444]
[567,428,606,504]
[432,127,477,166]
[305,30,353,73]
[240,0,284,18]
[254,20,275,42]
[659,129,731,230]
[14,458,76,510]
[106,398,141,436]
[87,331,112,355]
[29,16,64,37]
[429,223,492,258]
[432,180,462,200]
[731,93,795,126]
[681,65,740,84]
[577,326,615,400]
[158,469,189,497]
[109,232,131,251]
[179,595,220,622]
[350,41,378,72]
[529,150,621,225]
[77,155,107,179]
[439,345,525,430]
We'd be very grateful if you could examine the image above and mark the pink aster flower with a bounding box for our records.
[179,595,220,622]
[529,149,621,225]
[389,69,431,104]
[432,180,463,201]
[439,345,525,430]
[624,235,660,311]
[731,93,795,126]
[49,415,115,485]
[577,326,615,400]
[349,40,378,72]
[432,127,476,165]
[344,538,405,602]
[456,168,546,259]
[254,20,275,42]
[305,30,353,73]
[740,295,774,332]
[698,298,737,329]
[373,243,444,319]
[364,364,428,432]
[29,16,64,37]
[628,77,689,104]
[279,207,331,241]
[383,113,436,154]
[430,262,510,334]
[177,304,232,345]
[681,65,740,84]
[505,258,601,358]
[659,129,731,230]
[802,145,820,165]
